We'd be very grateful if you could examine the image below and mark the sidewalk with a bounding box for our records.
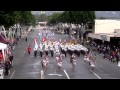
[12,26,32,51]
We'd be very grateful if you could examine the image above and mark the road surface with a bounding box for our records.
[4,29,120,79]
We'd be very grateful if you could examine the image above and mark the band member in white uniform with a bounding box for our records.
[84,51,90,64]
[70,44,75,55]
[60,42,64,56]
[57,53,64,69]
[54,41,59,50]
[67,43,71,55]
[44,42,49,56]
[41,55,49,69]
[62,45,67,57]
[34,47,38,58]
[39,42,44,57]
[75,44,81,57]
[49,42,54,57]
[70,53,76,67]
[89,53,96,70]
[55,49,60,62]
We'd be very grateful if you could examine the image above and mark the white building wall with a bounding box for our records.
[95,19,120,34]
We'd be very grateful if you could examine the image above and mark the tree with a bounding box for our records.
[61,11,71,23]
[0,11,21,29]
[60,11,96,25]
[19,11,36,26]
[0,11,36,29]
[38,14,47,22]
[59,11,96,40]
[48,12,63,24]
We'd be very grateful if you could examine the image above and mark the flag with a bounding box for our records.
[42,37,47,42]
[34,38,38,49]
[34,38,37,45]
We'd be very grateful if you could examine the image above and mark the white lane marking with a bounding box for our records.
[41,70,44,79]
[48,74,63,76]
[52,64,57,74]
[19,72,41,74]
[63,69,70,79]
[10,70,15,79]
[90,70,101,79]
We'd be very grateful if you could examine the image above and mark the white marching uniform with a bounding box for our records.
[90,62,95,68]
[49,44,54,51]
[34,47,38,51]
[72,59,76,65]
[54,42,59,50]
[42,59,49,66]
[57,62,62,67]
[42,59,47,66]
[44,44,49,51]
[70,44,75,52]
[75,44,81,51]
[89,53,96,68]
[61,43,67,51]
[84,56,90,62]
[48,41,53,50]
[39,43,43,52]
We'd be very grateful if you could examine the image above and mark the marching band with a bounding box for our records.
[35,38,89,58]
[34,29,96,71]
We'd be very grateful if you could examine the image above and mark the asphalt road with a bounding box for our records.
[4,29,120,79]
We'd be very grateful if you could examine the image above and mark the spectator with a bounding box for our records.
[5,59,11,75]
[9,53,14,67]
[25,37,27,42]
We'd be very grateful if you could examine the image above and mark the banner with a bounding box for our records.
[42,37,47,42]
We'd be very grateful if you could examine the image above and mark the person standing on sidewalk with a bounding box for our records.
[9,53,14,67]
[25,36,27,42]
[5,59,11,75]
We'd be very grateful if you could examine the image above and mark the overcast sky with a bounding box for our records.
[32,11,120,19]
[31,11,63,15]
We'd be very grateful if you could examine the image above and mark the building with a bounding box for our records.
[88,19,120,46]
[36,22,47,29]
